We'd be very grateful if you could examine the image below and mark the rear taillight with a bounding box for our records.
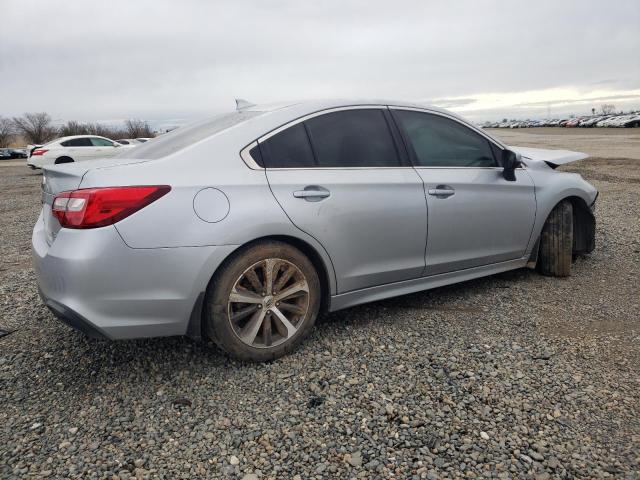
[32,149,48,156]
[52,186,171,229]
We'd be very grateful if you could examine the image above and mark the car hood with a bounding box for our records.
[509,146,588,168]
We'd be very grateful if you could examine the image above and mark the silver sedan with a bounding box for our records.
[33,99,597,361]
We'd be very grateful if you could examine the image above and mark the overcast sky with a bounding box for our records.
[1,0,639,126]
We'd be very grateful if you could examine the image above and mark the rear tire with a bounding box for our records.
[204,241,321,362]
[55,156,74,164]
[538,200,573,277]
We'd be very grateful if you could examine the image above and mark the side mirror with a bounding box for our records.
[501,149,522,181]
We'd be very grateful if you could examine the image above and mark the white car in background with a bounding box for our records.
[27,135,133,169]
[115,138,142,146]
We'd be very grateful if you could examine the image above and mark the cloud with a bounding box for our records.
[0,0,638,123]
[428,98,478,108]
[514,94,640,108]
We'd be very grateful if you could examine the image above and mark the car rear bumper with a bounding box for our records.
[27,157,46,169]
[32,212,237,339]
[38,287,108,339]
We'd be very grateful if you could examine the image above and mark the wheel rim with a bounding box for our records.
[227,258,310,348]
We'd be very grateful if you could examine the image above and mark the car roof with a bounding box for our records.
[238,98,505,149]
[238,98,483,140]
[244,98,452,116]
[116,98,507,162]
[55,134,110,142]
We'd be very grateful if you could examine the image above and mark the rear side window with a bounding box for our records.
[259,109,401,168]
[305,109,400,167]
[91,138,115,147]
[61,138,92,147]
[260,123,315,168]
[394,110,497,167]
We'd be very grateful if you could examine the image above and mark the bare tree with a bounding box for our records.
[0,117,16,148]
[124,119,154,138]
[601,104,616,115]
[58,120,89,137]
[12,113,154,145]
[86,123,127,139]
[12,112,58,144]
[58,121,128,140]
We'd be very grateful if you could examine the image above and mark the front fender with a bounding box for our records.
[526,169,597,256]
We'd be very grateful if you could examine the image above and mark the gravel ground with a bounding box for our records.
[1,130,639,479]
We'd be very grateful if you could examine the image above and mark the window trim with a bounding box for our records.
[388,106,508,170]
[61,137,93,147]
[240,105,415,170]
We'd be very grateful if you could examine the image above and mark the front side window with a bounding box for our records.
[394,110,496,167]
[91,138,115,147]
[305,109,400,167]
[61,138,92,147]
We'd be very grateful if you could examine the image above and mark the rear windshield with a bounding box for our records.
[117,111,262,160]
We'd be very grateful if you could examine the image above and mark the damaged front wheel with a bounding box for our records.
[538,200,573,277]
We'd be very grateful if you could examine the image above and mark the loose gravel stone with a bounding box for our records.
[347,451,362,467]
[1,131,639,478]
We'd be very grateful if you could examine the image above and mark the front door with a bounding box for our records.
[261,108,428,293]
[391,108,536,275]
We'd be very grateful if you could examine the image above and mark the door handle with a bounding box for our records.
[428,185,455,198]
[293,186,330,202]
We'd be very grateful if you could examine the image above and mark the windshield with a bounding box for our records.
[117,111,262,160]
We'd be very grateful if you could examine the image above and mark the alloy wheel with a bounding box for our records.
[227,258,310,348]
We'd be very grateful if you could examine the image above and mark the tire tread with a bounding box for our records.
[538,200,573,277]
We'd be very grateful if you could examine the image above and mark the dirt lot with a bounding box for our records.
[488,127,640,161]
[1,129,639,478]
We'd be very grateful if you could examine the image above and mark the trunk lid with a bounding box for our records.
[40,158,152,244]
[41,163,87,244]
[27,144,42,159]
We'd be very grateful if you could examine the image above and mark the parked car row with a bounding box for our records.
[26,135,153,169]
[483,112,640,129]
[0,148,28,160]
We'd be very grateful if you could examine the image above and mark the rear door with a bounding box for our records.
[260,107,428,293]
[60,137,93,160]
[90,137,119,158]
[391,108,536,275]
